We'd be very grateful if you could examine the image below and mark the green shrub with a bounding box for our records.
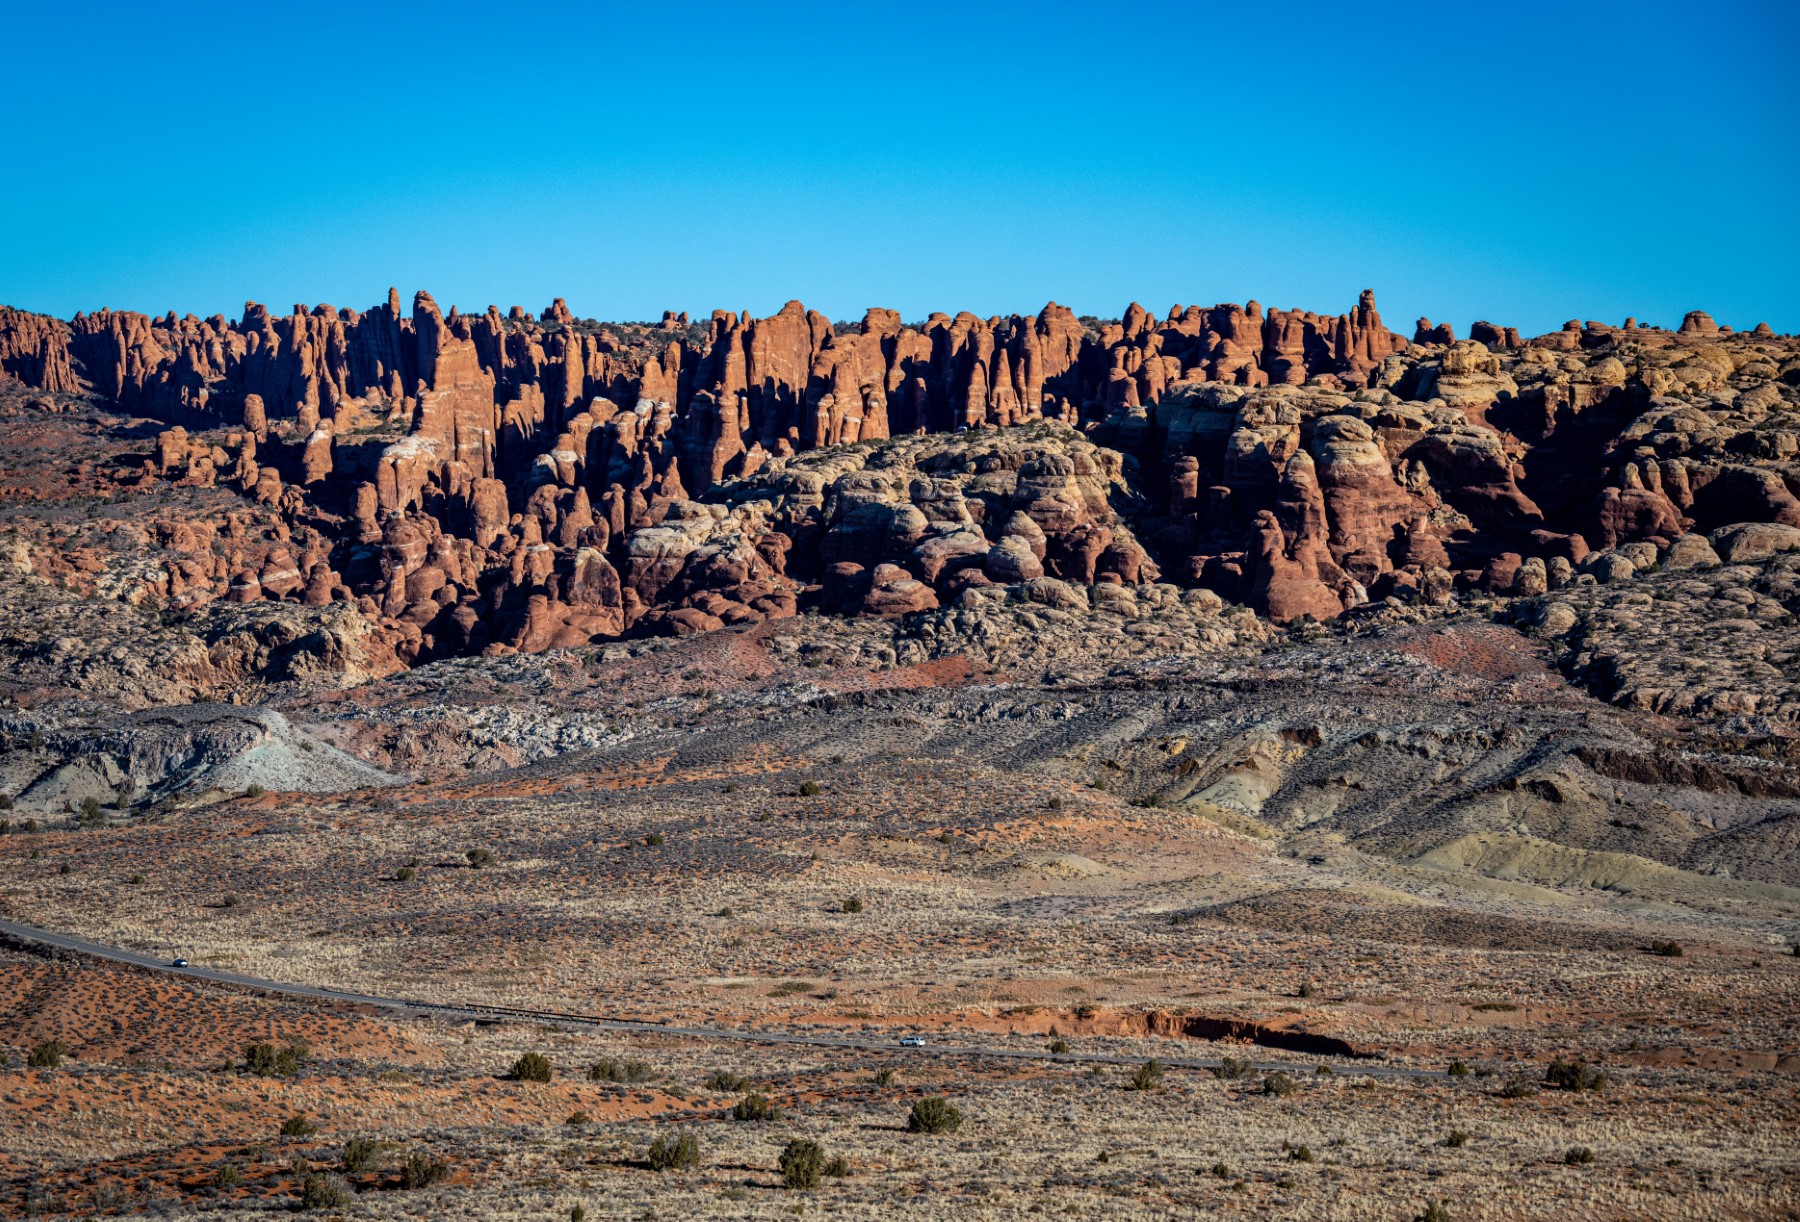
[1211,1161,1231,1179]
[705,1069,748,1092]
[731,1092,782,1121]
[1564,1145,1595,1165]
[872,1067,897,1087]
[281,1114,318,1137]
[466,848,494,869]
[1287,1143,1314,1162]
[841,896,863,913]
[1214,1055,1256,1080]
[395,866,416,881]
[780,1138,824,1189]
[400,1151,449,1188]
[509,1052,553,1082]
[648,1129,701,1172]
[1415,1203,1453,1222]
[242,785,266,800]
[340,1137,382,1173]
[27,1038,65,1068]
[1498,1077,1538,1099]
[1127,1058,1164,1091]
[244,1041,308,1078]
[907,1096,963,1134]
[1263,1072,1298,1098]
[823,1154,852,1178]
[299,1173,354,1208]
[1447,1060,1471,1077]
[587,1056,651,1083]
[1545,1059,1605,1092]
[566,1110,591,1126]
[214,1162,244,1189]
[1648,940,1684,958]
[1298,982,1315,998]
[798,781,822,797]
[1048,1038,1069,1054]
[1445,1129,1469,1148]
[77,796,104,827]
[644,832,665,846]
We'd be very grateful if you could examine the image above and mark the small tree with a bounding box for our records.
[340,1137,382,1173]
[28,1038,65,1068]
[509,1052,553,1083]
[780,1138,824,1189]
[841,896,864,913]
[1127,1058,1164,1091]
[1447,1060,1471,1077]
[1263,1072,1298,1098]
[400,1151,449,1188]
[77,796,104,827]
[731,1092,782,1121]
[244,1041,308,1078]
[647,1129,701,1172]
[907,1096,963,1134]
[1545,1059,1605,1092]
[281,1114,319,1137]
[299,1173,354,1208]
[1416,1203,1453,1222]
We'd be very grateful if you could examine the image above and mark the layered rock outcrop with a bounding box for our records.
[1,288,1793,657]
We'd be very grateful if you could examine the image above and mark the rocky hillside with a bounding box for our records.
[1,291,1796,726]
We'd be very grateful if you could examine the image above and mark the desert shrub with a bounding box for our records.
[570,1208,586,1222]
[244,1041,308,1078]
[1263,1072,1298,1098]
[1298,982,1316,998]
[1211,1161,1231,1179]
[1416,1203,1453,1222]
[841,896,863,913]
[1564,1145,1595,1165]
[779,1138,824,1189]
[872,1067,897,1087]
[798,780,821,796]
[395,866,416,881]
[565,1110,591,1126]
[705,1069,748,1092]
[214,1162,244,1188]
[281,1114,318,1137]
[127,873,144,884]
[643,832,665,846]
[299,1173,354,1208]
[1498,1077,1538,1099]
[823,1154,852,1178]
[1287,1143,1314,1162]
[57,862,71,875]
[400,1151,449,1188]
[907,1096,963,1134]
[1314,1064,1334,1076]
[622,1059,652,1082]
[0,793,11,810]
[1445,1129,1469,1148]
[28,1038,65,1068]
[1447,1060,1471,1077]
[466,848,494,868]
[509,1052,553,1082]
[220,892,241,907]
[1545,1059,1605,1092]
[1127,1058,1164,1091]
[1215,1055,1256,1080]
[340,1137,382,1173]
[242,785,266,800]
[731,1092,782,1121]
[1048,1038,1069,1054]
[76,796,104,827]
[648,1129,701,1172]
[1648,940,1684,958]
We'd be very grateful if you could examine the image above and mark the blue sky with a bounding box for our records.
[3,2,1795,336]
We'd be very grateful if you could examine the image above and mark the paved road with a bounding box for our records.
[0,917,1445,1081]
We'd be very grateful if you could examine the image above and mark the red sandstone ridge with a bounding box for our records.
[0,290,1793,655]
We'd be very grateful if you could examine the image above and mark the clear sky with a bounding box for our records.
[3,2,1795,336]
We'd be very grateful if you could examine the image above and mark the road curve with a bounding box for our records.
[0,917,1447,1082]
